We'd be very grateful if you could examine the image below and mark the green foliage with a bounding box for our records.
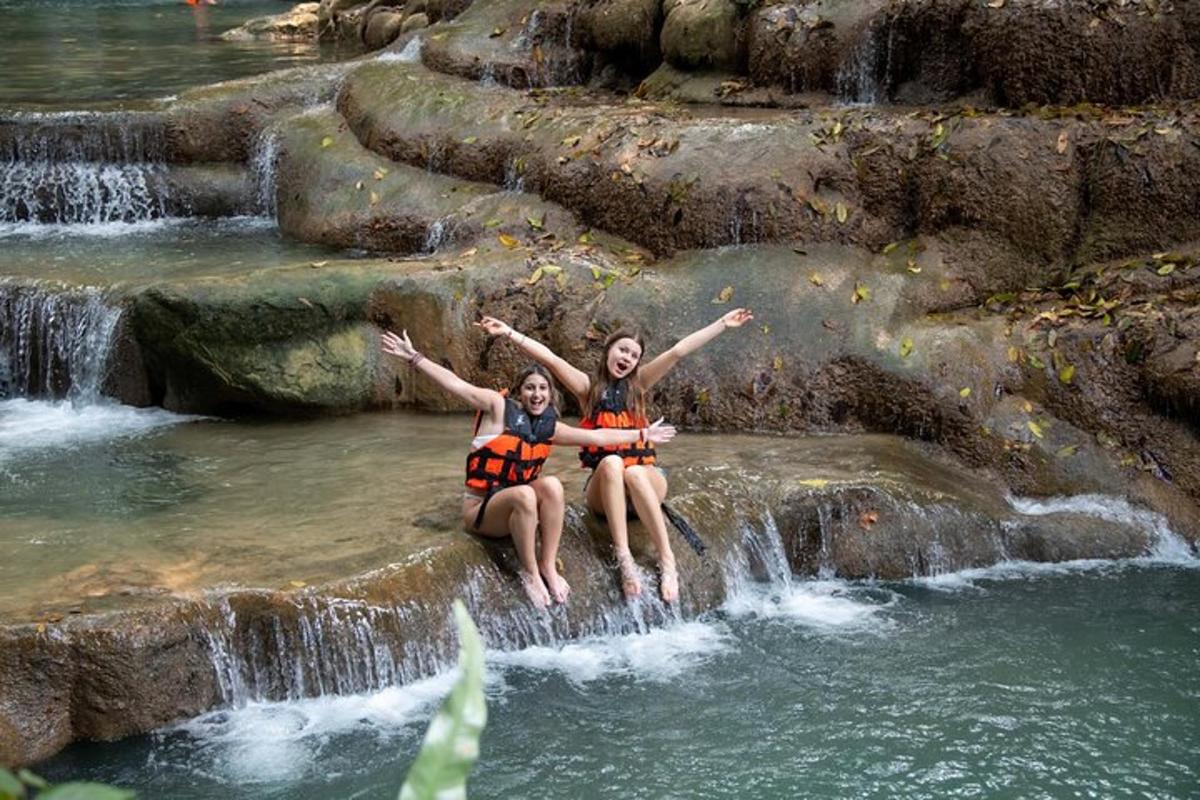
[0,769,133,800]
[398,600,488,800]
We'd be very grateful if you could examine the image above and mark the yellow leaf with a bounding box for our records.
[773,355,784,371]
[987,0,1005,7]
[289,580,307,588]
[1028,353,1046,369]
[1058,364,1075,384]
[882,242,900,254]
[1056,131,1069,154]
[907,264,922,274]
[577,231,594,244]
[498,233,520,249]
[1057,444,1079,458]
[809,272,824,287]
[355,180,364,190]
[959,387,972,398]
[899,336,914,358]
[852,282,871,304]
[1157,264,1176,276]
[1027,421,1044,439]
[697,388,710,405]
[369,191,380,206]
[36,623,46,634]
[527,215,544,230]
[561,134,581,147]
[712,285,734,304]
[462,136,478,145]
[1022,400,1034,413]
[797,478,829,488]
[461,247,478,258]
[320,136,333,148]
[761,323,771,334]
[1007,346,1020,363]
[835,202,849,224]
[309,260,329,268]
[528,266,545,285]
[373,168,387,181]
[484,218,502,228]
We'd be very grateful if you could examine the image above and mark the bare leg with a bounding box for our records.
[586,455,641,597]
[531,476,570,603]
[623,466,675,602]
[463,486,550,609]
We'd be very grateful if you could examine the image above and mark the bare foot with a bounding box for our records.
[659,562,679,604]
[617,553,642,598]
[519,570,551,610]
[540,565,571,604]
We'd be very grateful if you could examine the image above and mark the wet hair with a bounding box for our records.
[584,329,647,422]
[510,363,562,414]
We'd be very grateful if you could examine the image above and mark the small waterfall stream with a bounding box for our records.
[0,113,171,226]
[0,282,122,401]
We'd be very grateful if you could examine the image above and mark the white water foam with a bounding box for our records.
[489,620,731,685]
[377,36,423,63]
[0,398,197,461]
[723,579,897,633]
[169,670,458,785]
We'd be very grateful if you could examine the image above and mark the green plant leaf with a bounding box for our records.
[399,600,487,800]
[38,785,135,800]
[1058,364,1075,384]
[0,768,24,798]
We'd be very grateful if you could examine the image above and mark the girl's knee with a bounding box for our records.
[623,465,651,488]
[597,454,625,478]
[536,476,564,502]
[512,485,538,512]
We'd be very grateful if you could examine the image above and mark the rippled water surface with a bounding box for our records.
[42,567,1200,798]
[0,0,346,106]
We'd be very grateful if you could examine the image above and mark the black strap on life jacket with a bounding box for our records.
[661,502,706,556]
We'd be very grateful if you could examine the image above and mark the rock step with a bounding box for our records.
[2,435,1183,766]
[336,60,1200,298]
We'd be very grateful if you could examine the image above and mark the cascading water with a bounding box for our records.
[0,113,171,226]
[0,282,121,401]
[836,15,896,105]
[249,127,280,218]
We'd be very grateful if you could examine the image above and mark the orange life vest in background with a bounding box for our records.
[578,378,655,469]
[465,395,557,496]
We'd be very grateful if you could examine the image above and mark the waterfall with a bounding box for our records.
[0,282,122,402]
[836,15,895,105]
[0,113,171,226]
[249,128,280,218]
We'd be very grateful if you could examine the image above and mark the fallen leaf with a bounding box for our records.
[528,266,545,285]
[527,215,544,230]
[809,272,824,287]
[1027,420,1044,439]
[987,0,1005,6]
[1157,264,1176,276]
[355,180,364,190]
[369,191,380,206]
[1007,346,1020,363]
[797,478,829,488]
[858,510,879,530]
[899,336,915,358]
[1057,444,1079,458]
[489,26,505,37]
[882,242,900,255]
[320,136,333,148]
[289,580,307,588]
[773,355,784,371]
[309,260,329,268]
[461,136,478,145]
[1028,353,1046,369]
[1022,400,1034,413]
[959,387,972,398]
[484,218,502,228]
[712,285,734,304]
[1056,131,1069,153]
[297,297,314,308]
[561,134,581,147]
[498,233,520,249]
[852,282,871,304]
[1058,364,1076,384]
[835,202,849,224]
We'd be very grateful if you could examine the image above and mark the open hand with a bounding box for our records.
[644,417,677,444]
[475,316,512,338]
[381,329,416,360]
[721,308,754,329]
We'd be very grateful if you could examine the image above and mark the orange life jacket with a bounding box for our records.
[465,395,556,496]
[578,378,656,469]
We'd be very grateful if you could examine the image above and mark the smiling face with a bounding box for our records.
[518,371,552,416]
[606,336,643,380]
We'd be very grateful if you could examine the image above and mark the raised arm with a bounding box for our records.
[551,417,677,448]
[637,307,754,390]
[476,316,591,402]
[381,329,500,413]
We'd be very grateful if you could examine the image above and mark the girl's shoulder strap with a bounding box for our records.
[472,388,509,435]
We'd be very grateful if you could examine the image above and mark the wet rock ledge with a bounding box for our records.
[0,435,1187,767]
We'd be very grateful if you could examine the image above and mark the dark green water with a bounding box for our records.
[42,566,1200,799]
[0,0,344,106]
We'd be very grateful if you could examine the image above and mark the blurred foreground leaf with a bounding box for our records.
[399,601,487,800]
